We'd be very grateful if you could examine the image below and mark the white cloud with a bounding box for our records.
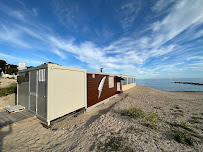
[15,0,26,8]
[0,52,43,65]
[53,1,79,30]
[119,1,141,31]
[150,0,203,47]
[0,0,203,78]
[53,49,66,59]
[32,8,38,16]
[152,0,175,12]
[0,24,31,48]
[9,10,25,21]
[16,25,43,40]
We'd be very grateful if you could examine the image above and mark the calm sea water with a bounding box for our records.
[136,78,203,91]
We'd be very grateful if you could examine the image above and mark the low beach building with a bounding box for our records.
[17,63,136,126]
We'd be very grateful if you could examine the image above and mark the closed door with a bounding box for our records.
[37,69,47,119]
[29,70,37,113]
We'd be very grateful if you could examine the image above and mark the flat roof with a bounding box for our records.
[18,62,135,78]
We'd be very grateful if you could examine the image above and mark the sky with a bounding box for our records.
[0,0,203,79]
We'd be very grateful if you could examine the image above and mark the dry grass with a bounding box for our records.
[0,82,17,97]
[123,107,145,119]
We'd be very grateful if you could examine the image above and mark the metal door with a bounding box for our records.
[37,69,47,119]
[29,70,38,113]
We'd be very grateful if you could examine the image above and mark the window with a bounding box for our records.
[39,69,45,82]
[109,76,114,88]
[134,78,136,83]
[128,77,131,84]
[132,78,134,83]
[92,74,95,78]
[123,77,127,85]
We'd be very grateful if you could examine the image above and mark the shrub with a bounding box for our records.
[146,113,157,128]
[0,82,17,97]
[97,133,133,152]
[123,107,145,119]
[180,120,190,129]
[171,129,195,146]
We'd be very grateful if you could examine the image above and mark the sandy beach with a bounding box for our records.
[0,81,203,151]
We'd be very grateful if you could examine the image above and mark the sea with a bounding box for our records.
[136,78,203,91]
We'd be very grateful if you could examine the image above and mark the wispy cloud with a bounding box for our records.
[0,0,203,78]
[0,52,43,65]
[152,0,175,13]
[150,0,203,47]
[15,0,26,8]
[32,8,38,16]
[118,0,141,31]
[10,10,25,21]
[52,1,79,31]
[53,49,66,59]
[0,24,31,48]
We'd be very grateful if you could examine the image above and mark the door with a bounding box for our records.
[29,70,38,113]
[37,69,47,119]
[117,82,121,91]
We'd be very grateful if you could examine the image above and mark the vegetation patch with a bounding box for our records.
[171,129,195,146]
[122,107,145,119]
[146,113,157,128]
[0,82,17,97]
[97,133,133,152]
[188,117,201,124]
[179,120,192,131]
[169,119,203,145]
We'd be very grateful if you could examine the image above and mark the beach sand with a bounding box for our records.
[0,78,16,112]
[0,78,16,88]
[0,85,203,151]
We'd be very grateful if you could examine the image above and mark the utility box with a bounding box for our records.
[17,63,87,125]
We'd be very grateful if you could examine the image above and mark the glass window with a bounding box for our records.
[109,76,114,88]
[39,69,45,82]
[128,77,131,84]
[123,77,127,85]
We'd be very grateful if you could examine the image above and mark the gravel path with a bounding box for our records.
[0,86,203,152]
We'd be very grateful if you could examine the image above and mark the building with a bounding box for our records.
[17,63,136,126]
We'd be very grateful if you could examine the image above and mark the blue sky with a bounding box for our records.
[0,0,203,79]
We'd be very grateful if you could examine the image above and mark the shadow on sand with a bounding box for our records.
[0,121,12,152]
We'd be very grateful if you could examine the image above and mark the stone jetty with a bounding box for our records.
[175,82,203,85]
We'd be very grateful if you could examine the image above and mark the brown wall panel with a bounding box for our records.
[87,74,117,107]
